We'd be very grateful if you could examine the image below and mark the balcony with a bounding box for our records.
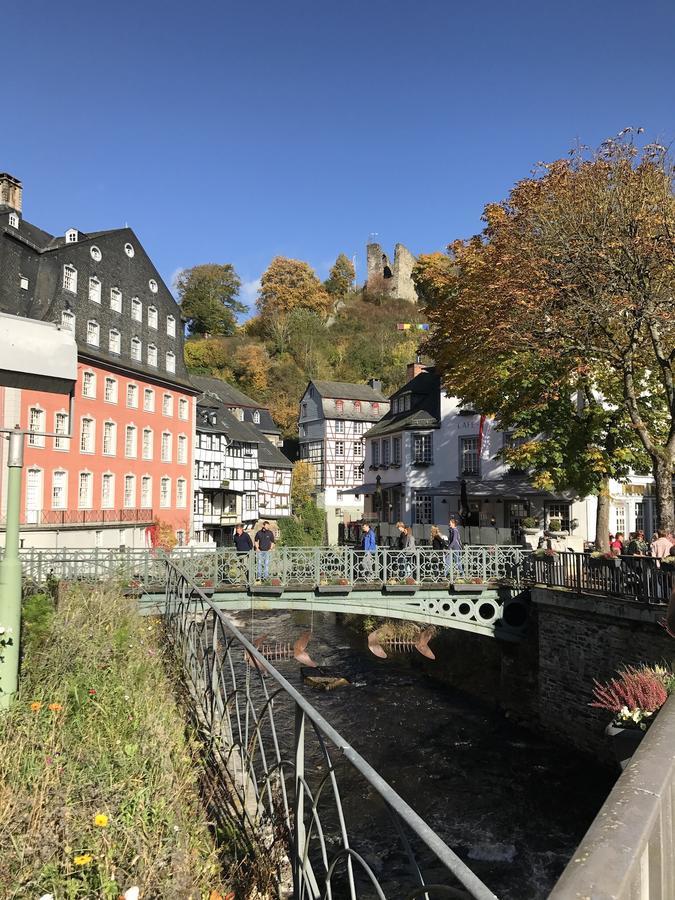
[0,508,155,529]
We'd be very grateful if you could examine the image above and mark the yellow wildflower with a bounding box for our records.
[30,701,43,712]
[48,703,63,712]
[94,813,109,828]
[73,854,93,866]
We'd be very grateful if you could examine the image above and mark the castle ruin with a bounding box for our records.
[366,242,418,303]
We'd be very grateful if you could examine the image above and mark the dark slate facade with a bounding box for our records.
[0,191,191,392]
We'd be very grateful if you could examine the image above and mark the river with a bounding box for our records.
[233,608,615,900]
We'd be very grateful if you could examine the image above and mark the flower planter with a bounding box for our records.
[588,556,621,570]
[451,583,487,593]
[316,584,352,595]
[605,722,647,770]
[384,584,419,594]
[522,528,539,537]
[250,585,284,597]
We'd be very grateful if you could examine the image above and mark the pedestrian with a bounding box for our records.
[430,525,449,550]
[448,516,464,575]
[651,530,673,560]
[625,532,647,556]
[394,521,407,579]
[254,520,276,580]
[610,532,624,555]
[233,523,253,554]
[361,523,376,580]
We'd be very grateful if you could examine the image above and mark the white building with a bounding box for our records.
[349,363,658,547]
[298,379,389,543]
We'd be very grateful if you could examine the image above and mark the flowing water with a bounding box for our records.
[232,608,614,900]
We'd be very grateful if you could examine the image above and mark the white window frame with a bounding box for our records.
[63,264,77,293]
[166,350,176,373]
[177,433,187,464]
[54,411,69,450]
[27,406,45,448]
[160,476,171,508]
[80,416,95,454]
[108,329,121,355]
[110,286,122,313]
[78,471,93,509]
[143,388,155,412]
[103,420,116,456]
[101,472,115,509]
[125,424,137,458]
[88,276,101,304]
[178,398,189,420]
[51,470,67,510]
[86,320,100,347]
[162,394,173,417]
[126,383,138,408]
[131,336,142,361]
[148,305,158,329]
[148,344,158,367]
[104,376,118,404]
[124,474,136,508]
[20,275,28,290]
[161,431,172,463]
[60,309,75,331]
[142,427,154,461]
[176,477,187,508]
[141,475,152,508]
[166,315,176,336]
[131,297,142,321]
[82,370,96,398]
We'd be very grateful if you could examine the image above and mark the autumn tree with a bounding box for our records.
[175,263,245,336]
[257,257,331,319]
[183,337,232,374]
[419,131,675,534]
[324,253,355,298]
[291,460,317,507]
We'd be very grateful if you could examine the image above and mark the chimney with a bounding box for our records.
[406,362,426,381]
[368,378,382,394]
[0,173,22,213]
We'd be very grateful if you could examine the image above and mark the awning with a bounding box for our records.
[342,482,404,496]
[426,479,577,500]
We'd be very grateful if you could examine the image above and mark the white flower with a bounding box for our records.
[123,888,140,900]
[39,894,55,900]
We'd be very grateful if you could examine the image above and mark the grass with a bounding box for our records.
[0,583,232,899]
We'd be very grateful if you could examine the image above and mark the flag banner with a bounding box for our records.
[396,323,429,331]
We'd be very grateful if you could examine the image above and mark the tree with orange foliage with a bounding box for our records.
[257,257,332,319]
[417,131,674,536]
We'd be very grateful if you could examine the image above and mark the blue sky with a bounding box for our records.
[4,0,674,313]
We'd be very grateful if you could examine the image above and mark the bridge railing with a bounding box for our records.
[164,557,497,899]
[549,693,675,898]
[528,552,674,606]
[12,545,529,589]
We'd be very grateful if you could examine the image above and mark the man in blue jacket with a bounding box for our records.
[361,523,376,580]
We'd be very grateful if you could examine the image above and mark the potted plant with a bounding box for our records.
[521,516,539,536]
[251,577,284,596]
[591,665,674,769]
[384,575,419,594]
[316,576,352,596]
[588,550,621,569]
[450,576,487,593]
[533,547,558,563]
[547,516,566,537]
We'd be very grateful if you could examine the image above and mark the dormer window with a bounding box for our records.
[253,410,261,424]
[65,228,78,243]
[90,245,102,262]
[110,287,122,313]
[372,402,380,413]
[335,400,344,412]
[8,212,18,228]
[20,275,28,290]
[63,264,77,293]
[148,306,158,329]
[353,400,361,412]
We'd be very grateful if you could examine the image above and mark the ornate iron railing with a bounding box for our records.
[164,558,498,899]
[0,507,154,528]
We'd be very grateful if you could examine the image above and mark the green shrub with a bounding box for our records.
[278,501,325,546]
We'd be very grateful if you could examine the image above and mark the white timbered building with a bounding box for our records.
[298,379,389,543]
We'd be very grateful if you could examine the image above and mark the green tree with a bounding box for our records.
[257,257,331,318]
[324,253,355,298]
[278,502,325,546]
[175,264,245,336]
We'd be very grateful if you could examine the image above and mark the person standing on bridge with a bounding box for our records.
[254,521,276,580]
[233,523,253,554]
[361,523,376,580]
[447,517,464,576]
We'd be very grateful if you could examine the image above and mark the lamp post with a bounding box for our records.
[0,313,77,709]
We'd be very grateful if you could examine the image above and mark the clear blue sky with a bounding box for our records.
[4,0,674,313]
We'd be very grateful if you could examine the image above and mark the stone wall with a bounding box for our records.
[365,242,418,302]
[533,589,675,761]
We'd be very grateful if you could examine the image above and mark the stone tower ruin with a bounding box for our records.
[365,242,418,303]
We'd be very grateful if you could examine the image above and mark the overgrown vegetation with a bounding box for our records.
[277,501,325,545]
[0,585,231,899]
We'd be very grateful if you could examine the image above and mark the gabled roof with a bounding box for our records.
[366,367,441,437]
[191,374,263,408]
[309,379,388,403]
[258,436,293,469]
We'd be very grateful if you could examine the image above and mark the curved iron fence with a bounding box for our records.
[164,558,498,900]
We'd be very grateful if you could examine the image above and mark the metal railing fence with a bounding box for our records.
[528,552,674,605]
[0,507,154,527]
[164,558,497,899]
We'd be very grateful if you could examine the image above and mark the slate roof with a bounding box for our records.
[366,368,441,438]
[258,436,293,469]
[190,374,281,435]
[196,398,260,443]
[310,379,388,403]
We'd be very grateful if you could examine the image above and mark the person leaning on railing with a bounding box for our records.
[233,523,253,555]
[254,521,275,580]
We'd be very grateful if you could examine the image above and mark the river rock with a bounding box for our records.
[304,675,350,691]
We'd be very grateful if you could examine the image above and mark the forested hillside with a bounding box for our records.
[180,257,426,437]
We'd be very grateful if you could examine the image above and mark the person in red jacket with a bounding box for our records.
[610,532,624,555]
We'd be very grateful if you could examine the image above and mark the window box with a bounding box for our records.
[251,580,284,597]
[384,581,419,594]
[451,581,488,593]
[316,583,352,596]
[412,460,431,468]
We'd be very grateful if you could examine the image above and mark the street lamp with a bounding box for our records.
[0,313,77,708]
